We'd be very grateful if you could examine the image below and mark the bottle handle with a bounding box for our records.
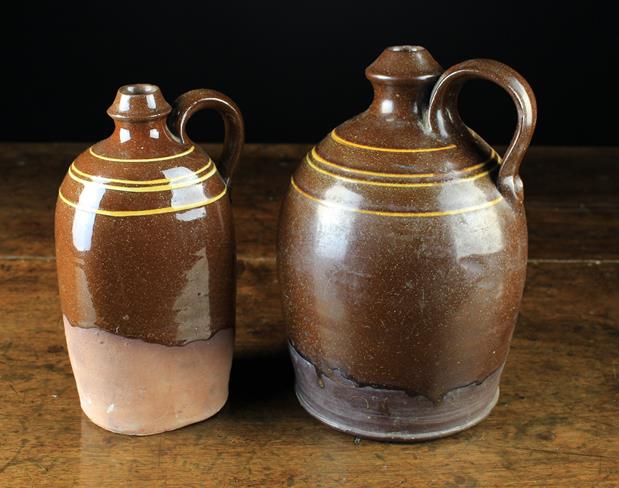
[427,59,537,204]
[170,89,245,186]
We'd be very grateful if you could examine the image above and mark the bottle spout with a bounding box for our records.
[366,46,444,85]
[107,84,172,121]
[366,46,444,118]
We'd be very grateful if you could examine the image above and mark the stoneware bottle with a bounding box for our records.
[278,46,536,441]
[55,84,244,435]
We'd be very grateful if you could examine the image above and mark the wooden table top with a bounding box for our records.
[0,144,617,487]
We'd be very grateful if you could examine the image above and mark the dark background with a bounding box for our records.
[2,2,614,145]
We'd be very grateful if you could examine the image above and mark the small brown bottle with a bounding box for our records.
[55,84,244,435]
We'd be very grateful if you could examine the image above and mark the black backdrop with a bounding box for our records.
[3,2,614,145]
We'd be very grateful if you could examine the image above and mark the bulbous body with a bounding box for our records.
[55,84,244,435]
[278,46,536,441]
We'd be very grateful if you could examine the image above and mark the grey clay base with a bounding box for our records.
[289,343,502,442]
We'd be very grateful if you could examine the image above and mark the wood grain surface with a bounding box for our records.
[0,144,617,487]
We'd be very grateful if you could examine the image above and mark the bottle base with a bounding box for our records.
[64,318,233,436]
[290,343,502,442]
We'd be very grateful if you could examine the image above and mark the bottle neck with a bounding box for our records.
[110,117,177,145]
[368,84,432,120]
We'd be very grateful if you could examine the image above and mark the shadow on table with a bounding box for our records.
[228,347,295,409]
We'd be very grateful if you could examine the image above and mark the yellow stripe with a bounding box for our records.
[70,161,213,185]
[306,155,498,188]
[290,177,503,218]
[68,165,217,192]
[331,130,456,153]
[311,148,497,178]
[58,188,227,217]
[89,145,195,162]
[313,148,434,177]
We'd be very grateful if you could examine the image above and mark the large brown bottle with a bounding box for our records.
[278,46,536,441]
[55,84,243,435]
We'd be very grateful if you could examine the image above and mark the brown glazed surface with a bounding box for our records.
[55,84,244,345]
[278,46,537,408]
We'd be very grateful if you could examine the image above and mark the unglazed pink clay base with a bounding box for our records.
[64,317,233,435]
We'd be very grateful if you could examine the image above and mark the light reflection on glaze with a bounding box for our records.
[72,185,105,251]
[164,166,209,222]
[162,166,198,180]
[119,128,131,143]
[380,99,394,114]
[314,184,360,260]
[174,248,211,343]
[311,184,360,348]
[146,94,157,109]
[439,183,505,260]
[74,264,97,327]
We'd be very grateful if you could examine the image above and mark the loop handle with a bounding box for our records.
[427,59,537,203]
[170,89,244,186]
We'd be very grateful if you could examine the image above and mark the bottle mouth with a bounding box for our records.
[387,45,425,53]
[119,84,160,96]
[107,84,171,121]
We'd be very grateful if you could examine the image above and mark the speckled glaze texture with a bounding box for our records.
[277,46,537,441]
[55,84,244,434]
